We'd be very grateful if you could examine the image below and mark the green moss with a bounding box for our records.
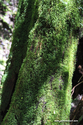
[1,0,81,124]
[0,0,39,121]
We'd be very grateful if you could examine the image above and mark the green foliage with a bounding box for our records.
[1,73,8,85]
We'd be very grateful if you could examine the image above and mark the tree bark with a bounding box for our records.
[0,0,81,124]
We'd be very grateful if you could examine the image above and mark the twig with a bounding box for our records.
[71,75,83,96]
[78,75,83,83]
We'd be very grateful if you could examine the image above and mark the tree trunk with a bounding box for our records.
[0,0,81,124]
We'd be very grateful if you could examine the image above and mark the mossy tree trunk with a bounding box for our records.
[0,0,81,125]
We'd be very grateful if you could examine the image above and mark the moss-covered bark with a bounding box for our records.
[0,0,81,125]
[0,0,38,121]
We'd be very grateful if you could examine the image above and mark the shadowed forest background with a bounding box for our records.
[0,0,83,125]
